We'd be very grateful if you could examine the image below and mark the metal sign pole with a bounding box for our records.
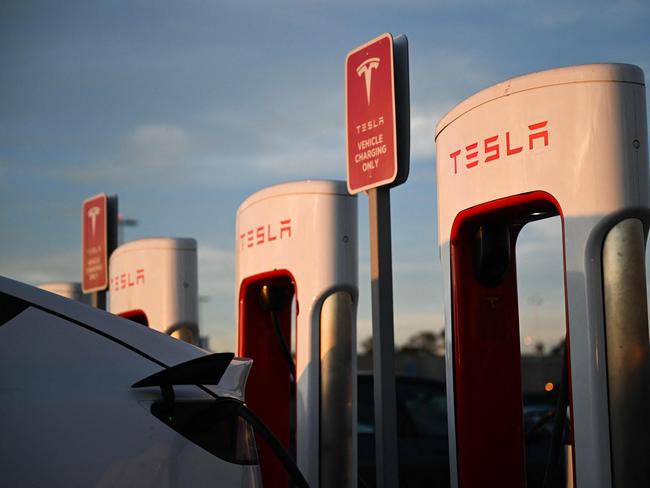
[90,291,107,310]
[102,195,118,310]
[95,195,118,310]
[368,186,398,488]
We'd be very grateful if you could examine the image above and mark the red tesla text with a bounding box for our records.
[240,219,292,251]
[449,121,549,175]
[110,268,145,292]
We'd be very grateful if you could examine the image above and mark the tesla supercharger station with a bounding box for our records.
[108,237,199,345]
[435,64,650,487]
[236,180,358,488]
[38,282,90,304]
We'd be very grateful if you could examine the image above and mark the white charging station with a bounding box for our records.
[38,281,91,304]
[236,180,358,488]
[109,237,199,344]
[435,64,649,487]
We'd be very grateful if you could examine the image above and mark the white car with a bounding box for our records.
[0,276,306,487]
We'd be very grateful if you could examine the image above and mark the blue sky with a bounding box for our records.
[2,0,649,352]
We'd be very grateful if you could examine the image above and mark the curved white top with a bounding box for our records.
[435,63,644,139]
[38,281,90,303]
[38,281,82,295]
[237,180,351,214]
[111,237,197,257]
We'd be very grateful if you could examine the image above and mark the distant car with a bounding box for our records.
[0,276,305,487]
[358,372,563,488]
[357,373,450,487]
[523,403,568,488]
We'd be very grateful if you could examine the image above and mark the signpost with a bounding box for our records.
[346,33,409,487]
[346,33,409,194]
[82,193,118,309]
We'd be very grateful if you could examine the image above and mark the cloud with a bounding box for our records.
[410,45,499,104]
[516,217,563,263]
[530,0,648,29]
[360,257,439,275]
[409,101,456,161]
[45,94,348,188]
[406,48,503,161]
[395,311,445,343]
[357,311,445,349]
[195,242,237,351]
[197,242,235,296]
[129,124,192,167]
[1,250,80,285]
[19,28,505,193]
[515,216,567,347]
[40,122,198,186]
[410,112,436,161]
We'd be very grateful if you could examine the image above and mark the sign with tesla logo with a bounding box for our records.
[82,193,108,293]
[346,33,409,194]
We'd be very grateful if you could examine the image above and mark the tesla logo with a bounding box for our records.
[240,219,292,251]
[87,206,101,236]
[110,268,145,292]
[357,57,380,105]
[449,121,549,175]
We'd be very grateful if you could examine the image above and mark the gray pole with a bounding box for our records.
[602,218,650,486]
[117,217,138,245]
[91,290,106,310]
[368,186,398,487]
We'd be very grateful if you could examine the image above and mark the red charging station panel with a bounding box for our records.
[450,192,562,487]
[238,271,295,488]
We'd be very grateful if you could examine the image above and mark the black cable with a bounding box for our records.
[270,308,297,382]
[542,342,569,488]
[259,283,296,382]
[258,283,298,463]
[358,474,371,488]
[270,308,298,463]
[181,391,309,488]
